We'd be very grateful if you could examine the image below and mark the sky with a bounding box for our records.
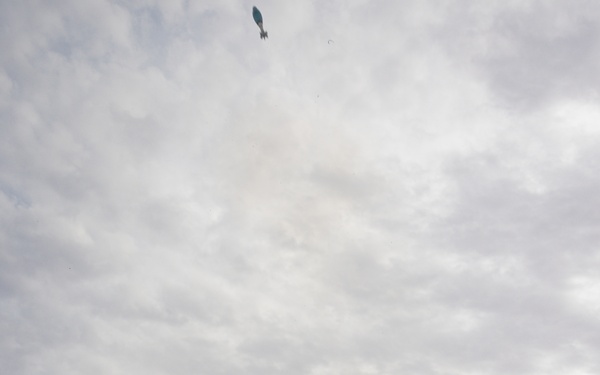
[2,0,600,374]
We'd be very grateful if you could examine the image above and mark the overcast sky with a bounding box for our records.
[2,0,600,374]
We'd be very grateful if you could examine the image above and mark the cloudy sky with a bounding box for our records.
[2,0,600,374]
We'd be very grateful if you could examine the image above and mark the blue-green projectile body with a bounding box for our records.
[252,6,268,39]
[252,6,263,24]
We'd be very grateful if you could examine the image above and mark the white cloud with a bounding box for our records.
[2,1,600,374]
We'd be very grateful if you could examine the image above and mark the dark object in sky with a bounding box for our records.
[252,6,268,40]
[328,40,334,44]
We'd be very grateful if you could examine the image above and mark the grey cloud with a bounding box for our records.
[482,10,599,110]
[436,2,600,111]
